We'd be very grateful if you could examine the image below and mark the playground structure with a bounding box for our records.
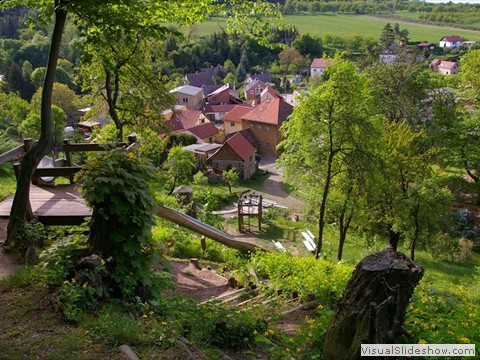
[237,190,263,233]
[0,138,264,253]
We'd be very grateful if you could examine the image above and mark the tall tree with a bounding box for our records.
[279,58,369,258]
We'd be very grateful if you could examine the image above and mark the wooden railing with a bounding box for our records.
[0,135,138,182]
[0,139,34,166]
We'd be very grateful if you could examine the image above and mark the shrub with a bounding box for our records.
[76,149,166,299]
[251,253,354,304]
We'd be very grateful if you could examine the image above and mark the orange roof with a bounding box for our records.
[241,98,293,126]
[223,105,253,122]
[310,58,334,69]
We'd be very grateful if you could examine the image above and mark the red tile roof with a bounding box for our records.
[175,122,219,141]
[204,104,237,113]
[310,58,334,69]
[241,98,293,126]
[439,60,457,70]
[165,109,204,132]
[261,86,282,99]
[210,132,256,162]
[441,35,463,42]
[223,105,254,122]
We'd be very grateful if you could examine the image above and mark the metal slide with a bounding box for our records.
[156,204,265,253]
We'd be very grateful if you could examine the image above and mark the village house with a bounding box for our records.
[244,72,273,85]
[222,104,253,135]
[310,58,334,77]
[241,97,293,157]
[174,122,223,144]
[207,132,257,180]
[430,59,459,75]
[163,109,209,132]
[244,79,268,102]
[203,85,244,122]
[169,85,204,110]
[439,35,464,49]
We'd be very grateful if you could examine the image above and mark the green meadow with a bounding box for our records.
[187,13,480,43]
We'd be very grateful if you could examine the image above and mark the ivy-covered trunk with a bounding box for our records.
[5,3,67,250]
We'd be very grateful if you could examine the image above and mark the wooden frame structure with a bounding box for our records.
[0,136,137,225]
[237,191,262,233]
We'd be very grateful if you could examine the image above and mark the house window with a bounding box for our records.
[265,125,270,131]
[257,124,262,129]
[230,121,235,127]
[255,87,262,94]
[249,122,254,128]
[266,143,271,148]
[257,141,263,148]
[182,98,188,103]
[250,90,254,95]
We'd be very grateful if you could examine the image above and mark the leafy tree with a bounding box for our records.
[279,58,369,258]
[278,47,306,74]
[223,168,239,196]
[365,56,432,125]
[31,82,78,119]
[379,23,395,49]
[164,145,196,194]
[360,121,439,251]
[292,33,322,58]
[18,105,66,145]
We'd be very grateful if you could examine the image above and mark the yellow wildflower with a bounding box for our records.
[142,314,148,318]
[82,282,88,290]
[418,339,427,344]
[161,322,168,326]
[100,259,105,265]
[457,337,470,344]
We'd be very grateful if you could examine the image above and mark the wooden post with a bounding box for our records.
[238,201,243,232]
[63,139,74,184]
[258,195,262,231]
[23,138,33,152]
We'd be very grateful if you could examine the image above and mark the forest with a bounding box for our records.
[0,0,479,359]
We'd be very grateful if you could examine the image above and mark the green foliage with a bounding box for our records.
[164,145,196,192]
[18,105,66,144]
[223,168,239,195]
[40,234,88,286]
[251,252,354,304]
[76,149,164,299]
[405,276,479,346]
[0,266,39,292]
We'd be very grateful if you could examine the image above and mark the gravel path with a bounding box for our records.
[257,156,305,212]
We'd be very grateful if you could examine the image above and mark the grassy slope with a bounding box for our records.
[0,163,16,201]
[190,14,480,43]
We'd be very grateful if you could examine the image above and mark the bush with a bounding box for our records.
[76,149,166,299]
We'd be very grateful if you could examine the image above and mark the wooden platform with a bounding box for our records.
[0,185,91,225]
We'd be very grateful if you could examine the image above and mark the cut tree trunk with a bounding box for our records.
[323,248,423,360]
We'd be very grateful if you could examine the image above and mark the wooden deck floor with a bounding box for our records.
[0,185,91,225]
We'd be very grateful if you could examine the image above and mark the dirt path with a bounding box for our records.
[0,219,19,279]
[257,156,305,212]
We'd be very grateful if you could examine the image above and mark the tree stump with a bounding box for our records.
[323,248,424,360]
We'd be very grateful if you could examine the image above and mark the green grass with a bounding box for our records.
[0,163,16,201]
[186,14,480,43]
